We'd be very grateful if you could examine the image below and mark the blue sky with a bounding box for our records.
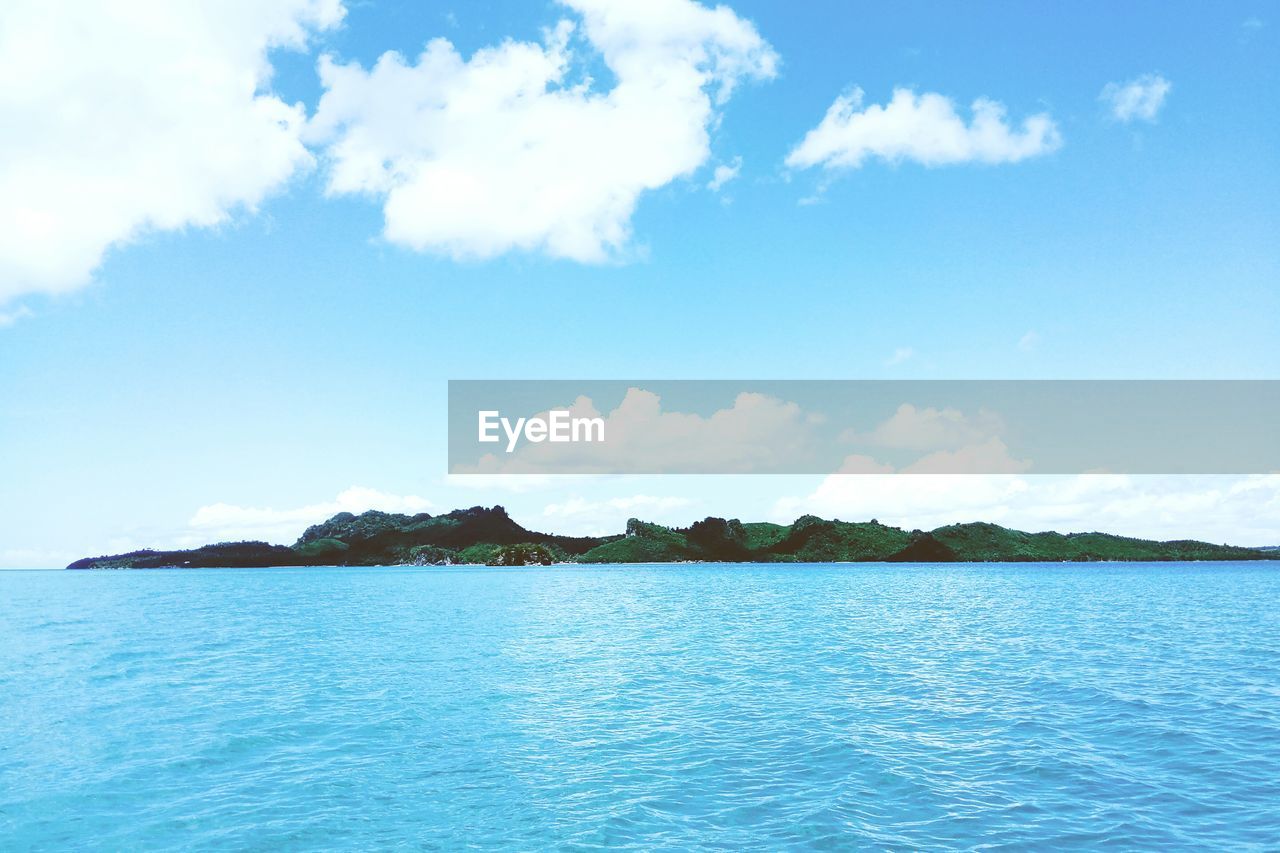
[1,1,1277,565]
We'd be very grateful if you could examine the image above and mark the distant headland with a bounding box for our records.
[66,506,1280,568]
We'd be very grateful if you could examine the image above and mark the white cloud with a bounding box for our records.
[835,404,1030,475]
[828,455,896,475]
[307,0,776,262]
[777,473,1029,528]
[775,474,1280,546]
[847,403,1006,452]
[0,0,344,306]
[786,87,1061,172]
[187,486,433,544]
[455,388,820,475]
[1100,74,1171,123]
[707,156,742,192]
[542,494,693,536]
[0,305,34,328]
[885,346,914,366]
[1018,330,1040,351]
[899,438,1031,475]
[454,395,1038,477]
[829,439,1031,477]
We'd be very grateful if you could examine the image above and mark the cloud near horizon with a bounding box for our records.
[186,486,433,546]
[0,0,344,307]
[307,0,777,262]
[786,87,1061,172]
[775,474,1280,546]
[542,494,694,537]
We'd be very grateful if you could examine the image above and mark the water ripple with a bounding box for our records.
[2,562,1279,849]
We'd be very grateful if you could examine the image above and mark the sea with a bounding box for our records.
[2,562,1278,849]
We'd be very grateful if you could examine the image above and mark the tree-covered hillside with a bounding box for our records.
[67,506,1279,568]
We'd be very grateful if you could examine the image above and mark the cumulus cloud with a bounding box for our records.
[832,439,1031,476]
[847,404,1007,452]
[187,486,433,544]
[786,87,1061,171]
[706,156,742,192]
[775,474,1280,546]
[1100,74,1171,123]
[0,0,344,306]
[898,438,1032,475]
[456,388,820,475]
[307,0,776,262]
[835,404,1030,474]
[454,394,1044,476]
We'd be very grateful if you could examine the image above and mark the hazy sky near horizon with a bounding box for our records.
[1,1,1277,565]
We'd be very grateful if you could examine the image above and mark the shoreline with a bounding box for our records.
[66,557,1280,571]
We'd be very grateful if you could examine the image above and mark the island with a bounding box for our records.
[67,506,1280,568]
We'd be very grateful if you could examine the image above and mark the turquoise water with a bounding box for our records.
[2,563,1279,849]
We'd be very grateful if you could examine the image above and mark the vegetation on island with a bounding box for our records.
[66,506,1280,568]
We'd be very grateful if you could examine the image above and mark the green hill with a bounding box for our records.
[67,506,1280,568]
